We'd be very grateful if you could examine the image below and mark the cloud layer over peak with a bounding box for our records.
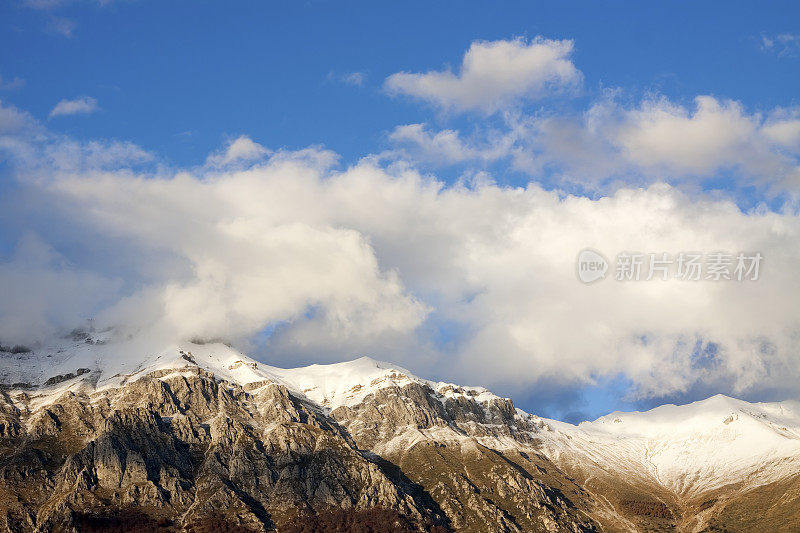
[1,98,799,409]
[1,27,799,417]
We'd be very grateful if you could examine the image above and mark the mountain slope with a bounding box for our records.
[535,396,800,531]
[0,334,798,532]
[540,394,800,495]
[0,336,593,532]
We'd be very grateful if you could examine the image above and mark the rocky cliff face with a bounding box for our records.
[328,381,597,532]
[0,369,429,532]
[0,338,798,532]
[0,341,594,533]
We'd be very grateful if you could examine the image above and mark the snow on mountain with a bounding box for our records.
[0,334,503,413]
[3,334,799,500]
[269,355,504,410]
[267,356,420,409]
[536,394,800,497]
[0,334,280,402]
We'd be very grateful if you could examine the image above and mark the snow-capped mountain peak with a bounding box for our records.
[4,336,800,504]
[581,393,800,439]
[266,356,422,409]
[540,393,800,498]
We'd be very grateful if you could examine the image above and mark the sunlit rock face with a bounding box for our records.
[0,338,799,532]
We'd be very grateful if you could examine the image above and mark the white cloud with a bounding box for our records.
[760,33,800,57]
[0,101,152,175]
[385,37,581,114]
[47,162,800,400]
[24,0,114,37]
[389,124,475,164]
[327,71,367,87]
[206,135,270,167]
[340,72,367,86]
[0,101,35,135]
[40,155,430,347]
[2,48,800,408]
[44,139,154,170]
[0,34,795,411]
[761,110,800,150]
[342,72,366,86]
[1,103,799,404]
[616,96,766,174]
[597,96,800,190]
[49,96,99,117]
[0,75,25,91]
[415,94,800,192]
[388,123,513,165]
[0,234,121,345]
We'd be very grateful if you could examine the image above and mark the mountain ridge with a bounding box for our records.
[1,335,799,531]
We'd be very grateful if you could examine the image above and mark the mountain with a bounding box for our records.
[0,333,798,532]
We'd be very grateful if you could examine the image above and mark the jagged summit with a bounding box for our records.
[3,336,798,436]
[1,337,509,413]
[2,335,800,531]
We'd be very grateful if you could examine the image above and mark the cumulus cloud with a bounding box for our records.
[388,123,513,165]
[565,96,800,190]
[206,135,270,167]
[49,96,99,117]
[394,94,800,192]
[385,37,581,114]
[761,109,800,149]
[0,101,152,173]
[1,101,799,406]
[615,97,787,175]
[4,15,800,410]
[1,111,427,353]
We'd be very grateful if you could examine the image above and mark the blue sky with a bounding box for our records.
[2,1,798,171]
[1,1,799,422]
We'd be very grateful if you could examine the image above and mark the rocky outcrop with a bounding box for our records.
[1,350,795,532]
[327,380,596,532]
[0,370,450,532]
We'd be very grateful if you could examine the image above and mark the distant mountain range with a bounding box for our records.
[0,332,798,532]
